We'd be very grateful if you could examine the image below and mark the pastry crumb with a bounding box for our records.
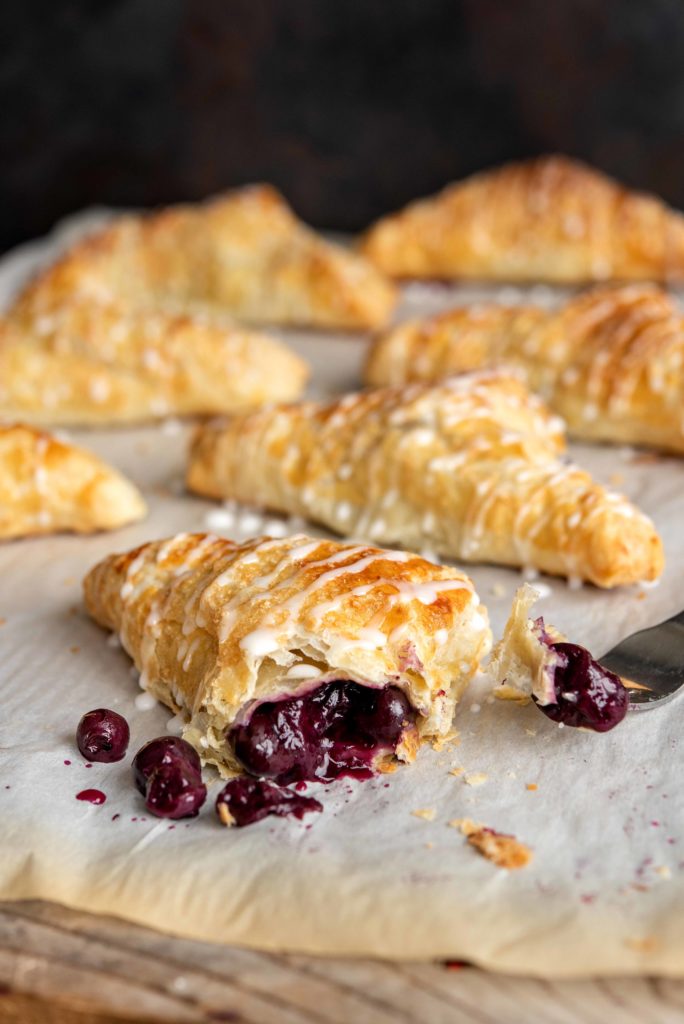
[625,936,660,953]
[412,808,437,821]
[464,772,488,787]
[425,842,434,849]
[376,758,398,774]
[654,865,672,880]
[217,803,236,828]
[507,770,517,779]
[449,766,464,777]
[526,783,538,791]
[467,828,533,869]
[448,817,481,835]
[524,728,537,737]
[0,617,6,626]
[69,645,80,654]
[432,727,460,751]
[609,471,625,486]
[490,582,507,598]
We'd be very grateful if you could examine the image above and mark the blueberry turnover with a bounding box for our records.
[360,154,684,284]
[490,584,629,733]
[0,424,145,538]
[366,284,684,456]
[83,533,491,780]
[187,372,663,588]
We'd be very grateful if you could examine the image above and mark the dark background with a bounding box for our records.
[1,0,682,252]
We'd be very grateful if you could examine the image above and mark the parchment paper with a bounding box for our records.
[1,212,683,977]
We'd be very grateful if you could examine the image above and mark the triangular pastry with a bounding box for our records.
[0,306,309,426]
[360,155,684,283]
[365,284,684,454]
[187,372,664,588]
[84,533,491,778]
[0,424,146,538]
[14,185,395,331]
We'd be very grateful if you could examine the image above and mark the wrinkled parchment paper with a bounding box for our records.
[0,212,683,977]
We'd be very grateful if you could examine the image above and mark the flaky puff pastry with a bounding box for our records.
[365,284,684,454]
[187,372,663,588]
[83,533,491,774]
[13,185,395,331]
[0,306,309,426]
[0,424,145,538]
[360,155,684,283]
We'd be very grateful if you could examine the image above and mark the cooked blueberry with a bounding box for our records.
[355,686,412,744]
[132,736,201,794]
[216,776,322,827]
[76,709,130,763]
[536,641,629,732]
[144,762,207,819]
[229,682,416,784]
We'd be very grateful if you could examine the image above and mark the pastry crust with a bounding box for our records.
[0,310,309,426]
[489,584,566,706]
[186,372,664,588]
[0,424,146,538]
[83,532,491,774]
[14,185,395,331]
[365,284,684,454]
[360,155,684,283]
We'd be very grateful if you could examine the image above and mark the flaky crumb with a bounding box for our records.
[432,728,460,752]
[0,618,6,626]
[467,828,533,869]
[376,758,398,774]
[412,808,436,821]
[524,728,537,737]
[217,803,235,828]
[69,645,80,654]
[526,783,538,792]
[448,817,481,835]
[397,726,420,762]
[449,766,464,777]
[654,865,672,880]
[464,772,488,787]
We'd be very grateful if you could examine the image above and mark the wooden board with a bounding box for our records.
[1,902,683,1023]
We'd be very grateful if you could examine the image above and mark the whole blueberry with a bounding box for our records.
[132,736,201,794]
[145,762,207,819]
[76,709,130,763]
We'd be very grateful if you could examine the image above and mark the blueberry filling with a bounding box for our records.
[535,640,629,732]
[229,681,415,784]
[216,777,323,827]
[76,708,130,763]
[132,736,206,819]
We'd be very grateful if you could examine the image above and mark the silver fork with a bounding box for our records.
[599,610,684,710]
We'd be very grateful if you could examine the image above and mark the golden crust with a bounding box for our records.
[186,372,664,588]
[365,283,684,454]
[15,185,395,331]
[0,309,309,426]
[83,532,491,774]
[360,155,684,283]
[0,424,146,538]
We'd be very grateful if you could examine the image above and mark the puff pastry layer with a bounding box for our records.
[84,532,491,774]
[360,155,684,283]
[14,185,395,331]
[365,284,684,454]
[0,424,145,538]
[0,309,309,426]
[187,372,664,588]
